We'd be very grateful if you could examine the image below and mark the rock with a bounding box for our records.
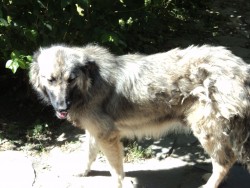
[0,151,35,188]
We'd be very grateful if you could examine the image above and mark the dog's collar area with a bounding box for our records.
[56,111,68,119]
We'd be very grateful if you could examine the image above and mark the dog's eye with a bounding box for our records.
[68,76,76,83]
[47,77,56,83]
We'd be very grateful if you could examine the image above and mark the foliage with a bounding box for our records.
[0,0,212,74]
[26,122,52,152]
[6,51,32,73]
[27,123,50,140]
[124,141,153,162]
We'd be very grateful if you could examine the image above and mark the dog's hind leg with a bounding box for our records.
[197,134,236,188]
[193,129,236,188]
[197,132,236,188]
[187,103,236,188]
[202,158,235,188]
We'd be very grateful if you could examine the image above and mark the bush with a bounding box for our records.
[0,0,210,74]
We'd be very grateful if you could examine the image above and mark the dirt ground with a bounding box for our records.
[0,1,250,188]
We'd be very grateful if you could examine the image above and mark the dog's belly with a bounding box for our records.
[115,116,189,139]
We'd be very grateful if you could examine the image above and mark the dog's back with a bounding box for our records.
[99,45,250,187]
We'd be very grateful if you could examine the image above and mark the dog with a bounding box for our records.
[29,44,250,188]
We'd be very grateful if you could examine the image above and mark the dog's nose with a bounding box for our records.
[56,100,71,111]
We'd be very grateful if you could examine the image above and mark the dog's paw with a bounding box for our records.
[74,169,90,177]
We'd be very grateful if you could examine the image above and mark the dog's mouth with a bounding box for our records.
[56,111,68,119]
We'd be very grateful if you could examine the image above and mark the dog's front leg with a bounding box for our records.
[81,130,99,176]
[97,131,124,188]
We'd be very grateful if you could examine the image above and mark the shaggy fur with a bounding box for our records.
[30,44,250,188]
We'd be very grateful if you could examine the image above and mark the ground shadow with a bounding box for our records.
[86,163,250,188]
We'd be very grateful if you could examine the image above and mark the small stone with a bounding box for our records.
[56,133,66,142]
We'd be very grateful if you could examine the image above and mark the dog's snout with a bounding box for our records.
[56,100,71,112]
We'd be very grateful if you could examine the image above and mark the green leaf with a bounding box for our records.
[7,16,12,24]
[37,0,46,8]
[7,51,32,73]
[23,28,38,42]
[0,18,8,27]
[44,23,52,30]
[5,60,19,74]
[101,32,120,46]
[5,60,12,69]
[10,51,20,59]
[76,4,84,16]
[18,59,27,69]
[26,55,33,62]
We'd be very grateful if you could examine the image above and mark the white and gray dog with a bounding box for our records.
[30,44,250,188]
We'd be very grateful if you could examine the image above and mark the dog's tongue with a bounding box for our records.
[57,111,68,119]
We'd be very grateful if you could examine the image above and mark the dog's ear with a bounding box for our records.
[81,60,99,84]
[29,50,41,88]
[84,60,98,74]
[29,49,50,103]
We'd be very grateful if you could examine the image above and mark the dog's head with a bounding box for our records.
[29,45,106,119]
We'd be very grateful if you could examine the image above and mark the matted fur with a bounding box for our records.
[30,44,250,188]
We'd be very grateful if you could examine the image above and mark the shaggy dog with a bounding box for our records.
[30,44,250,188]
